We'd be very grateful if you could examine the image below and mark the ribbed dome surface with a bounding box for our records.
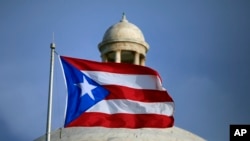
[100,14,147,47]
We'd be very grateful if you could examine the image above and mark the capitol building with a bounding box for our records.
[35,14,205,141]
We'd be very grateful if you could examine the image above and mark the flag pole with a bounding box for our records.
[46,40,56,141]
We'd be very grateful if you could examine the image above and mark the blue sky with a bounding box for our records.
[1,0,250,140]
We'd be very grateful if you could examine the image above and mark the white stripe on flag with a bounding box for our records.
[82,71,165,90]
[86,100,174,116]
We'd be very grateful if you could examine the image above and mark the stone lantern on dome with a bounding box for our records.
[98,13,149,66]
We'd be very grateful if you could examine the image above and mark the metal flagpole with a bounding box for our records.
[46,41,56,141]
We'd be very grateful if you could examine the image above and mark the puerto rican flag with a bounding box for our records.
[60,56,174,128]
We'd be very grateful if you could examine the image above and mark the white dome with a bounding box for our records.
[99,14,148,48]
[35,126,205,141]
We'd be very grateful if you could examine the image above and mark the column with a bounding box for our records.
[115,50,121,63]
[140,57,146,66]
[134,52,140,65]
[101,54,107,62]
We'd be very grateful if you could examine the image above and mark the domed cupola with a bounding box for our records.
[98,13,149,66]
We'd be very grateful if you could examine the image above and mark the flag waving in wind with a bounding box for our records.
[60,56,174,128]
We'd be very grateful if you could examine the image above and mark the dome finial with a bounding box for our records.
[120,12,128,22]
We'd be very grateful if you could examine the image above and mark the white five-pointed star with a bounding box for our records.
[75,76,97,100]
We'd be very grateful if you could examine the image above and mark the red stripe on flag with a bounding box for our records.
[66,112,174,128]
[61,56,160,76]
[104,85,173,102]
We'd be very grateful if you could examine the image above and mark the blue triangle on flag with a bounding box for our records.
[60,57,109,126]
